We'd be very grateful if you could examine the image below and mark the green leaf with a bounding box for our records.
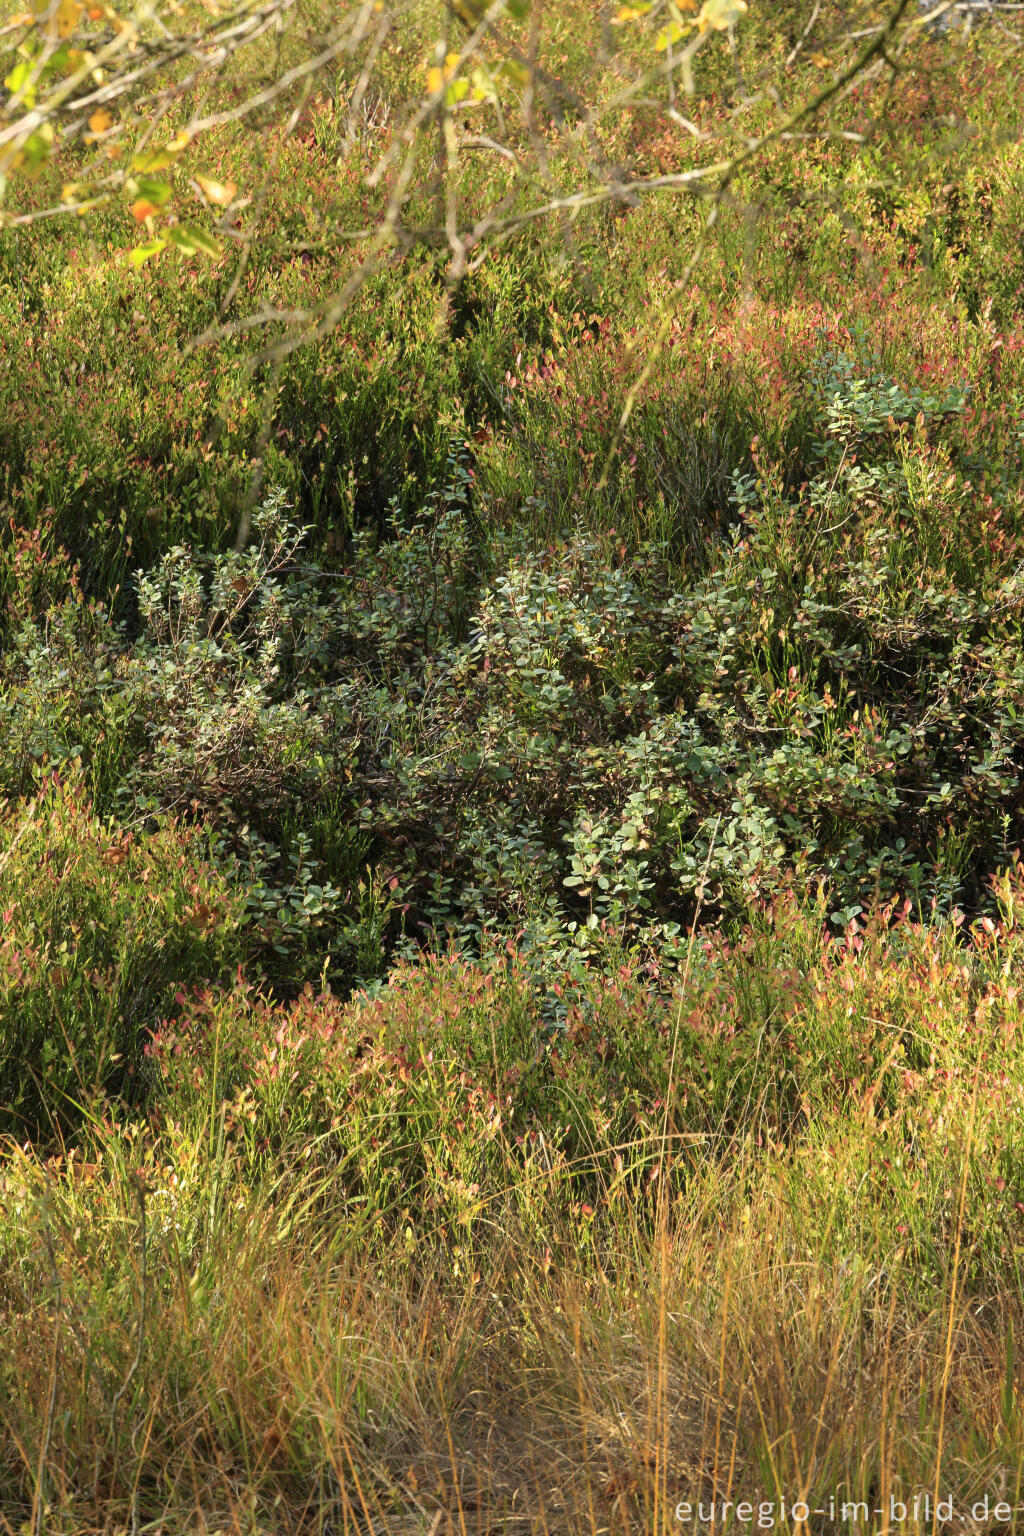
[128,235,168,267]
[164,225,196,254]
[166,222,223,259]
[4,57,36,101]
[496,57,530,88]
[15,124,55,177]
[132,175,173,207]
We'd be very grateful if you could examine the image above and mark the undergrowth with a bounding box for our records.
[2,4,1024,1530]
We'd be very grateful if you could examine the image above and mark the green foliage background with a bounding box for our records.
[1,7,1023,1088]
[4,6,1024,1530]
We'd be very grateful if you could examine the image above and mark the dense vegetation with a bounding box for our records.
[3,1,1024,1530]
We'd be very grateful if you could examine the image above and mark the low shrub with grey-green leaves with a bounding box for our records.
[1,359,1023,1003]
[0,460,484,992]
[340,355,1024,967]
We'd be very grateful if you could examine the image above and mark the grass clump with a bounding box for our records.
[4,891,1024,1530]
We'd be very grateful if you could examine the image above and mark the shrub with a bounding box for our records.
[346,347,1024,960]
[0,491,379,991]
[3,352,1023,1008]
[0,770,244,1141]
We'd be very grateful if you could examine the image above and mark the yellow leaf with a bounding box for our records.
[697,0,747,32]
[62,180,100,204]
[469,63,498,102]
[194,171,236,206]
[54,0,81,37]
[427,52,461,94]
[809,51,831,67]
[87,107,112,133]
[130,197,160,221]
[655,18,687,49]
[611,2,651,22]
